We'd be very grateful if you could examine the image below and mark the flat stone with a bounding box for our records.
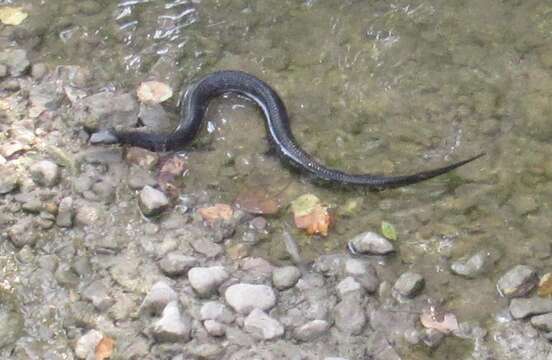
[336,277,363,298]
[243,308,284,340]
[190,238,223,258]
[347,231,394,255]
[293,319,330,342]
[75,329,103,359]
[510,298,552,319]
[334,296,366,335]
[152,301,191,343]
[56,197,74,227]
[272,266,301,290]
[30,160,60,187]
[497,265,538,298]
[0,49,30,77]
[531,313,552,332]
[225,283,277,314]
[200,301,235,324]
[159,253,198,277]
[393,272,425,299]
[450,249,500,278]
[139,186,169,217]
[141,281,177,315]
[80,91,138,131]
[188,266,229,297]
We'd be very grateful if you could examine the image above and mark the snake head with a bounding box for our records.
[89,129,119,145]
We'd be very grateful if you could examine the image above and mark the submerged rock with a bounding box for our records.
[510,297,552,319]
[347,231,394,255]
[393,272,425,299]
[450,248,500,278]
[334,296,366,335]
[497,265,538,298]
[139,186,169,217]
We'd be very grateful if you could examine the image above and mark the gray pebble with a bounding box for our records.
[81,280,114,311]
[141,281,177,315]
[204,319,225,337]
[75,205,101,226]
[336,277,364,299]
[393,272,425,299]
[56,197,74,227]
[159,253,198,277]
[0,49,30,77]
[190,237,223,258]
[139,186,169,217]
[200,301,235,324]
[292,319,330,342]
[243,308,284,340]
[74,329,103,359]
[510,297,552,319]
[272,266,301,290]
[334,296,366,335]
[347,231,394,255]
[497,265,538,298]
[450,249,500,278]
[188,266,229,297]
[225,283,277,314]
[30,160,60,187]
[152,301,191,343]
[531,313,552,332]
[8,218,38,247]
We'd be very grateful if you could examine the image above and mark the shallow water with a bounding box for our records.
[6,0,552,357]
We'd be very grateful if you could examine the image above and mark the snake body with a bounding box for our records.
[91,70,483,188]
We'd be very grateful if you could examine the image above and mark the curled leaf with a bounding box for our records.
[198,203,233,223]
[381,221,397,241]
[291,194,332,236]
[137,81,173,104]
[95,336,115,360]
[234,189,280,215]
[420,307,458,334]
[0,7,28,26]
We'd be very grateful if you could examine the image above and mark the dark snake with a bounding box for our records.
[90,70,484,189]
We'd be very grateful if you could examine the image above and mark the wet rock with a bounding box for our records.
[450,248,500,278]
[530,313,552,332]
[190,238,223,258]
[510,297,552,319]
[75,205,101,226]
[81,280,114,311]
[80,92,139,131]
[141,281,178,315]
[0,49,30,76]
[200,301,235,324]
[138,103,172,132]
[393,272,425,299]
[347,231,394,255]
[334,296,366,335]
[225,283,277,314]
[152,301,191,343]
[336,277,364,299]
[272,266,301,290]
[188,266,229,297]
[30,160,60,187]
[128,165,156,190]
[204,319,225,337]
[0,169,18,194]
[56,197,74,227]
[8,218,39,247]
[159,253,198,277]
[139,186,169,217]
[293,319,330,342]
[31,63,47,80]
[243,308,284,340]
[75,329,103,359]
[346,260,379,294]
[497,265,538,298]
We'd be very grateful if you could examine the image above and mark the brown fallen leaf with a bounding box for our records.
[420,307,459,334]
[137,81,173,104]
[291,194,332,236]
[95,336,115,360]
[0,7,28,26]
[538,273,552,297]
[198,203,233,223]
[234,189,281,215]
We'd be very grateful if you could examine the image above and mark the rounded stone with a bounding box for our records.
[497,265,538,298]
[30,160,60,187]
[243,308,284,340]
[139,185,169,217]
[347,231,394,255]
[393,272,425,299]
[225,283,276,314]
[188,266,229,297]
[272,266,301,290]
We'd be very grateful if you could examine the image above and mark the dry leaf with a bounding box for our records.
[95,336,115,360]
[538,273,552,297]
[420,308,459,334]
[198,203,233,223]
[0,7,28,26]
[137,81,173,104]
[234,189,280,215]
[291,194,332,236]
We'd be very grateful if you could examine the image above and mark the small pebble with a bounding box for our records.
[347,231,394,255]
[188,266,229,297]
[225,283,277,314]
[141,281,177,315]
[393,272,425,299]
[75,329,103,359]
[152,301,191,343]
[139,186,169,216]
[30,160,60,187]
[272,266,301,290]
[243,308,284,340]
[159,252,198,277]
[497,264,538,298]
